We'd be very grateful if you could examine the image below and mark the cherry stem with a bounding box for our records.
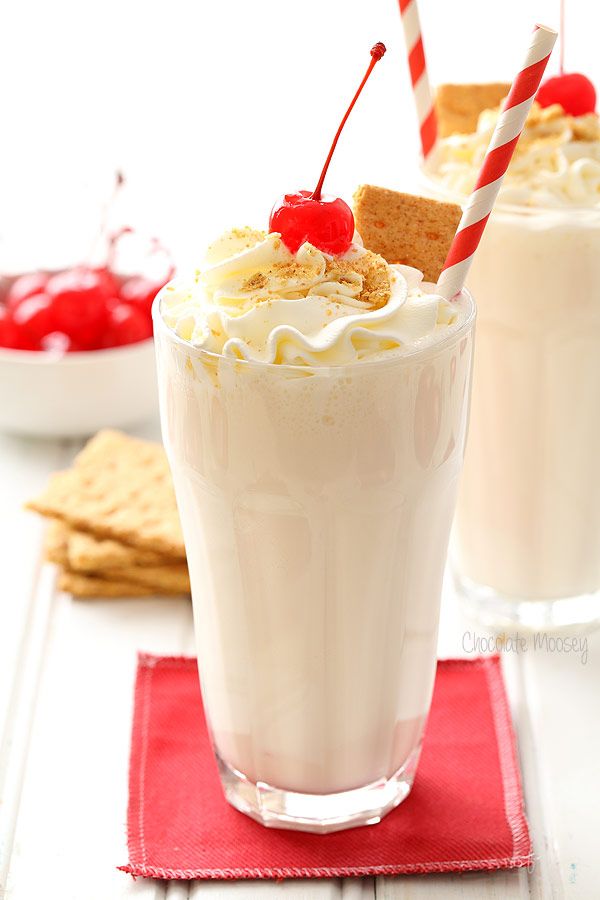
[559,0,565,75]
[88,169,126,267]
[312,42,386,202]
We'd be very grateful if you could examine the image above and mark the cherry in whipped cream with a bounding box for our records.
[269,42,386,256]
[537,73,596,117]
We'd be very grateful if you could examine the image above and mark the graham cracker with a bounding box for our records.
[44,520,69,566]
[58,570,179,599]
[67,528,174,571]
[353,185,462,282]
[435,83,510,137]
[27,430,185,559]
[101,563,190,593]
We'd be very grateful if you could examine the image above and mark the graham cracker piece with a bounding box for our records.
[67,528,173,571]
[27,430,185,559]
[435,83,511,136]
[44,520,69,566]
[45,523,189,595]
[353,185,462,283]
[526,102,564,128]
[58,570,179,599]
[101,563,190,593]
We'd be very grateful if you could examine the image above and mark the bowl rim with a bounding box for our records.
[0,337,155,366]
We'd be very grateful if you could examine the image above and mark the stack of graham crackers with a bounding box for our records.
[27,430,190,598]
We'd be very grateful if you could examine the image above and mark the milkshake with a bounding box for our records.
[155,224,474,831]
[430,92,600,627]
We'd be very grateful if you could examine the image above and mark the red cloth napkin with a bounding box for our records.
[120,654,531,880]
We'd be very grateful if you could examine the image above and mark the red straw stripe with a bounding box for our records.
[398,0,412,12]
[420,108,437,158]
[408,37,426,85]
[437,25,556,297]
[442,215,490,270]
[503,54,551,109]
[474,135,520,190]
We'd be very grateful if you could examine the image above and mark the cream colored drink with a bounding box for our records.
[432,100,600,625]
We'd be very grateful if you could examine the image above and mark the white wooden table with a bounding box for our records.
[1,419,597,900]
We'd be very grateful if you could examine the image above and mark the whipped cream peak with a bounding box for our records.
[435,101,600,208]
[160,229,469,366]
[204,227,267,265]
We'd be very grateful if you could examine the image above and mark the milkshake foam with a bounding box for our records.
[155,228,474,799]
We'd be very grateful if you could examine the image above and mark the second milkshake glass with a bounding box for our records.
[446,199,600,629]
[154,295,474,832]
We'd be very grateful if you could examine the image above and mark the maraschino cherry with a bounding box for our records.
[6,271,49,312]
[537,73,596,117]
[0,171,174,353]
[104,302,153,347]
[0,306,22,350]
[44,266,116,349]
[269,42,386,255]
[12,293,55,349]
[119,275,165,316]
[536,2,596,117]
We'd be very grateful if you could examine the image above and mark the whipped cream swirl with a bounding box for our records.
[159,229,468,366]
[434,103,600,208]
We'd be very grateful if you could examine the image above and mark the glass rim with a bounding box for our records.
[152,288,476,376]
[420,165,600,219]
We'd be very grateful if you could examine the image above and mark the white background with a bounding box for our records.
[2,0,593,271]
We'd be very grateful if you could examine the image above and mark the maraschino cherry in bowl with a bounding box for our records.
[0,226,172,437]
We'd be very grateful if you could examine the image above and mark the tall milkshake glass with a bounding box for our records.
[424,89,600,629]
[452,202,600,629]
[154,277,474,832]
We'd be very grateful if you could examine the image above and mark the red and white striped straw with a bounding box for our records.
[437,24,557,301]
[398,0,437,158]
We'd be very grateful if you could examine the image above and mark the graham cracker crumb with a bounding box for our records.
[326,251,391,309]
[353,185,461,283]
[526,102,564,127]
[571,113,600,142]
[516,103,600,152]
[272,261,316,281]
[230,226,265,245]
[241,272,268,292]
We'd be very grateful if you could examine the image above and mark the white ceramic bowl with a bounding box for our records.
[0,339,158,437]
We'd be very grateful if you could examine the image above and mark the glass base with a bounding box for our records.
[216,746,421,834]
[454,570,600,631]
